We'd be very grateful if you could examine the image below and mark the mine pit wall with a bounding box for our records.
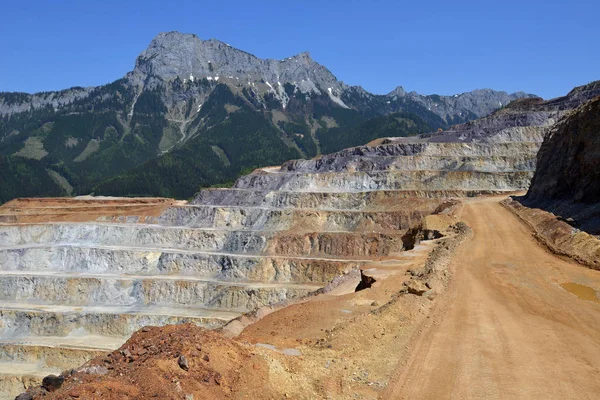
[0,130,537,399]
[153,207,433,232]
[0,275,315,311]
[523,96,600,236]
[193,189,518,209]
[0,309,227,339]
[265,231,407,258]
[0,248,357,283]
[0,344,106,372]
[232,171,534,192]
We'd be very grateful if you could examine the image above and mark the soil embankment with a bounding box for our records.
[502,197,600,270]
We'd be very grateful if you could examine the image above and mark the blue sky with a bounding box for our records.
[1,0,598,99]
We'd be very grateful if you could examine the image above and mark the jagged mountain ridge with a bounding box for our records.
[1,32,532,120]
[423,81,600,143]
[0,31,534,203]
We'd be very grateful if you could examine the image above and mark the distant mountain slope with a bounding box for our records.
[0,31,533,202]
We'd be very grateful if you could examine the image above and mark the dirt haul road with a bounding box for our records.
[386,196,600,399]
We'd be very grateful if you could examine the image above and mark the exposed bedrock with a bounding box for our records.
[0,308,231,338]
[0,344,106,372]
[286,141,541,160]
[280,142,541,173]
[0,275,317,310]
[524,96,600,234]
[0,224,406,258]
[155,206,435,232]
[265,231,406,257]
[234,170,534,192]
[0,224,269,253]
[193,189,512,208]
[280,154,536,174]
[0,247,356,283]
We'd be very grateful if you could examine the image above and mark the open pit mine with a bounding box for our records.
[2,82,600,399]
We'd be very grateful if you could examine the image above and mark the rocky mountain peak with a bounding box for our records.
[388,86,406,97]
[132,31,342,95]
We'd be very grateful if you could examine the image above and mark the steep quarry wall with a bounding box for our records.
[528,97,600,203]
[525,96,600,234]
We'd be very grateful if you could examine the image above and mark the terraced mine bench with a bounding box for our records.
[0,134,543,398]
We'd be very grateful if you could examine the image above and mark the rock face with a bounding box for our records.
[131,33,342,97]
[527,94,600,201]
[525,93,600,234]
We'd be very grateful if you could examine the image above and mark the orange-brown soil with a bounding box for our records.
[0,197,180,223]
[385,197,600,399]
[502,197,600,270]
[34,325,272,399]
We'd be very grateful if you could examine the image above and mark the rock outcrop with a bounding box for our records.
[525,94,600,234]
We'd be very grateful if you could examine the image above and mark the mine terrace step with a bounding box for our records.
[0,221,280,231]
[0,334,125,352]
[278,141,542,161]
[0,203,175,213]
[0,303,238,338]
[0,302,242,320]
[192,188,520,208]
[0,336,122,374]
[0,220,389,234]
[0,361,60,379]
[0,245,362,284]
[153,205,431,231]
[0,274,317,311]
[232,170,534,191]
[0,270,324,291]
[0,361,61,400]
[160,203,429,213]
[0,243,373,262]
[274,155,537,174]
